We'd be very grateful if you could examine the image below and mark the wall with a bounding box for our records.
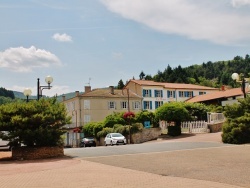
[12,146,64,160]
[131,128,161,144]
[208,122,224,133]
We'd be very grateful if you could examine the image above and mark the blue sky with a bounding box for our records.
[1,0,250,97]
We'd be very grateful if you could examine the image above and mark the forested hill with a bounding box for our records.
[0,87,15,99]
[141,54,250,88]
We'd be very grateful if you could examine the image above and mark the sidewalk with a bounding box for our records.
[0,157,242,188]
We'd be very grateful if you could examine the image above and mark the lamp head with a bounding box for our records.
[45,75,53,84]
[23,88,32,97]
[232,73,239,81]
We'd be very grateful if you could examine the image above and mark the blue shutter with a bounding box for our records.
[192,91,194,97]
[150,101,152,109]
[155,101,158,109]
[185,91,187,97]
[161,90,163,97]
[149,90,152,97]
[174,91,176,98]
[167,91,170,98]
[143,89,145,97]
[179,91,181,97]
[143,101,146,109]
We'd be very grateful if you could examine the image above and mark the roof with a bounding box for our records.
[81,88,141,99]
[186,88,247,103]
[127,79,218,90]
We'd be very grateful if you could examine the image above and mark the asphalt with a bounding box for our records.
[0,132,249,188]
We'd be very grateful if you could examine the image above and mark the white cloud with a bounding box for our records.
[0,46,62,72]
[101,0,250,45]
[52,33,72,42]
[231,0,250,7]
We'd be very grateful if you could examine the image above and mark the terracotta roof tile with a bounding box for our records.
[128,79,218,90]
[186,88,247,103]
[81,88,141,99]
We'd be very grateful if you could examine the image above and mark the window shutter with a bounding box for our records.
[167,91,170,98]
[154,90,156,97]
[150,101,152,109]
[174,91,176,98]
[155,101,158,109]
[143,89,145,97]
[149,90,152,97]
[179,91,181,97]
[161,90,163,97]
[143,101,146,110]
[192,91,194,97]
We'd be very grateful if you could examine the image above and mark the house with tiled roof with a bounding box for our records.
[125,79,218,111]
[62,86,142,127]
[61,86,142,146]
[186,87,248,106]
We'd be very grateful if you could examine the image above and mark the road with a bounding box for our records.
[64,133,250,187]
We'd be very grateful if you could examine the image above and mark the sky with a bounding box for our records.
[1,0,250,97]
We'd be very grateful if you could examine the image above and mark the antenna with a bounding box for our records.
[86,78,91,86]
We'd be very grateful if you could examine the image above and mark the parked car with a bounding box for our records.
[80,137,96,147]
[104,133,126,146]
[0,139,11,151]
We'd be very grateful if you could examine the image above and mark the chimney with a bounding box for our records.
[75,91,79,96]
[62,95,66,101]
[85,86,91,93]
[109,86,114,95]
[221,85,225,91]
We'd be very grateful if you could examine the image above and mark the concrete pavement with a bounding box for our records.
[0,132,249,188]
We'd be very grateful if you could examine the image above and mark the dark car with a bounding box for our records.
[80,137,96,147]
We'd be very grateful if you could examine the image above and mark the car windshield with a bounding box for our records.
[85,137,94,140]
[111,133,123,137]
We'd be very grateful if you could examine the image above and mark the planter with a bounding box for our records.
[12,146,64,160]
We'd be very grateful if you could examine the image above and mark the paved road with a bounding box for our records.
[64,132,250,188]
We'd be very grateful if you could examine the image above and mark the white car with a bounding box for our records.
[104,133,126,146]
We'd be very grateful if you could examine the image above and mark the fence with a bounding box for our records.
[181,121,208,133]
[207,113,226,124]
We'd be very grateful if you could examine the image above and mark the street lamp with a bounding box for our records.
[23,88,32,102]
[37,75,53,100]
[232,73,249,98]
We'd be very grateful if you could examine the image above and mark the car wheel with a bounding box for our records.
[110,141,113,146]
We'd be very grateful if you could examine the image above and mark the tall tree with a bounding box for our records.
[117,79,125,89]
[139,71,145,80]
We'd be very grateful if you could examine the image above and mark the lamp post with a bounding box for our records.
[37,76,53,100]
[72,110,77,147]
[23,88,32,102]
[232,73,249,98]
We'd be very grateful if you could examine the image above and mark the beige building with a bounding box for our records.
[61,86,142,146]
[125,79,219,111]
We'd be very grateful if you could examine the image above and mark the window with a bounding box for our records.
[121,101,127,109]
[143,89,152,97]
[179,91,193,97]
[108,101,116,109]
[167,90,176,98]
[199,91,206,95]
[133,101,141,109]
[84,115,91,124]
[143,101,152,110]
[84,100,90,109]
[154,90,163,97]
[155,101,163,109]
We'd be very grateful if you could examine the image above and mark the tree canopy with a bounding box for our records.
[0,98,71,147]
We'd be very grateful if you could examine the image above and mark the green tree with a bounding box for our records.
[103,112,126,128]
[117,79,125,89]
[0,98,71,147]
[139,71,145,80]
[155,102,190,136]
[222,97,250,144]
